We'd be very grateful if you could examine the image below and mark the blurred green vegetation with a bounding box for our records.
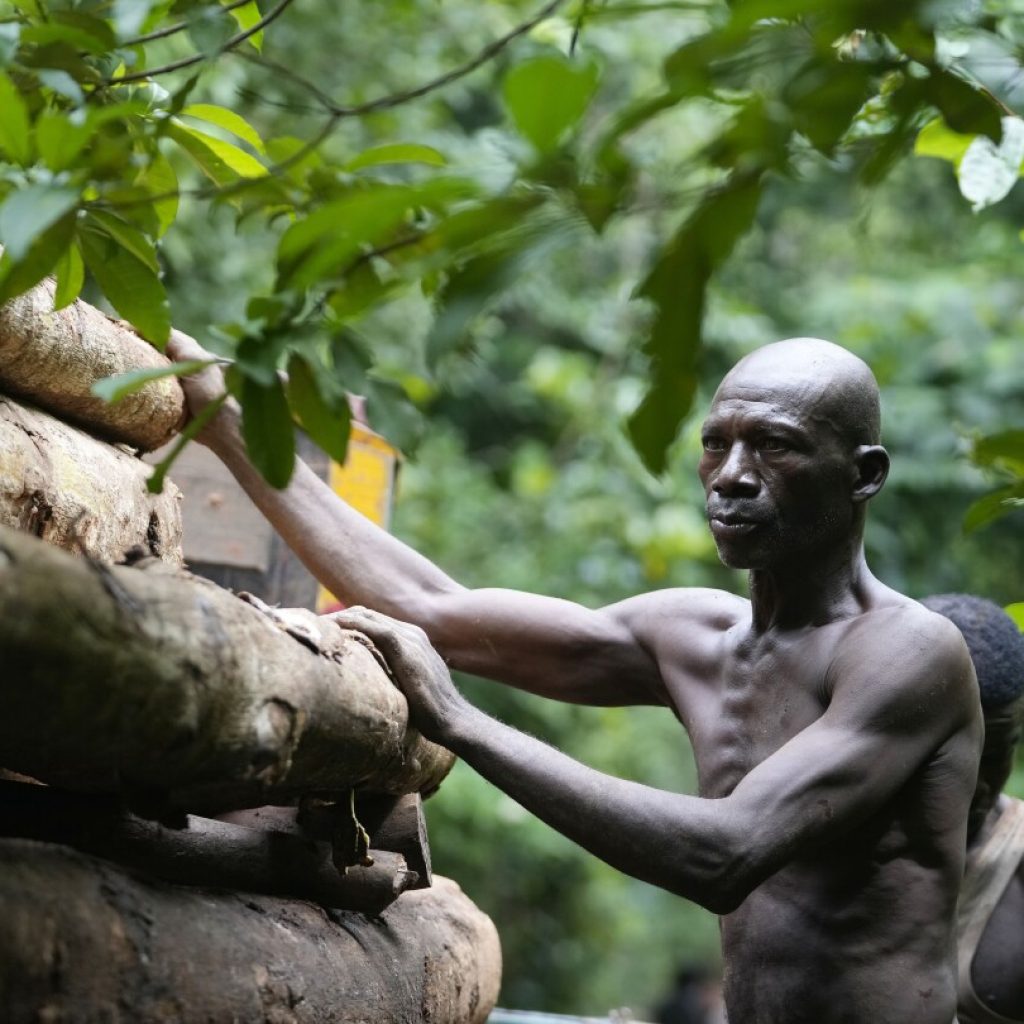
[3,0,1024,1016]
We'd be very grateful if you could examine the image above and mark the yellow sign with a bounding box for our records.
[316,422,398,613]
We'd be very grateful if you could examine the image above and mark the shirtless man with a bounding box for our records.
[921,594,1024,1024]
[168,334,982,1024]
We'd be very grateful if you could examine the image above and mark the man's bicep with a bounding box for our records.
[430,587,665,705]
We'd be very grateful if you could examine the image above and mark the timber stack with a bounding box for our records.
[0,280,501,1023]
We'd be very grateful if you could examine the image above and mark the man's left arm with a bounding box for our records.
[337,607,980,914]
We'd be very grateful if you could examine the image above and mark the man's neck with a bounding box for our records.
[747,539,875,633]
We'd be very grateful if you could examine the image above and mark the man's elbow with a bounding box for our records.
[660,823,760,915]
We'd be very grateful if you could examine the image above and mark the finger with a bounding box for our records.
[167,329,214,365]
[331,608,433,668]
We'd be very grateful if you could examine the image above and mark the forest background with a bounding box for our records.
[2,0,1024,1016]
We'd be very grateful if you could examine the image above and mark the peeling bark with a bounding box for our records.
[0,396,183,564]
[0,277,186,451]
[0,525,454,811]
[0,838,501,1024]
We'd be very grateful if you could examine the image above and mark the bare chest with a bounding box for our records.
[666,636,832,799]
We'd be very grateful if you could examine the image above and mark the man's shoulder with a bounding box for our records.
[833,598,977,709]
[620,586,748,623]
[845,597,969,659]
[611,587,748,647]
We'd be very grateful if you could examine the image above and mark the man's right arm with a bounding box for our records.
[167,332,667,706]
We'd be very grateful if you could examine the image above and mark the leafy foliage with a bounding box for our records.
[1,0,1023,490]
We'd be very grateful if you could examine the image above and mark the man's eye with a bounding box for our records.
[757,436,788,452]
[702,437,726,453]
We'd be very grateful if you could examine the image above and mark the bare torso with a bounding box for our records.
[966,801,1024,1022]
[638,588,979,1024]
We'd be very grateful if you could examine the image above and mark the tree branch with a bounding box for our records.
[109,0,296,85]
[119,0,255,47]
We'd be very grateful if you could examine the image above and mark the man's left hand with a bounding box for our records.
[329,607,467,743]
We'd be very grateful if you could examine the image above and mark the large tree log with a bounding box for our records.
[0,838,501,1023]
[0,396,183,564]
[0,782,418,915]
[0,524,454,812]
[0,276,185,451]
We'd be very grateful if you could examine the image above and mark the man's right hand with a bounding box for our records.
[166,330,238,447]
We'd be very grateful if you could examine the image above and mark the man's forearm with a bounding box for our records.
[205,412,460,623]
[442,703,739,912]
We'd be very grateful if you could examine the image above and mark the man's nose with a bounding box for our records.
[711,443,759,496]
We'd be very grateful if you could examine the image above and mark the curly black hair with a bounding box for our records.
[920,594,1024,709]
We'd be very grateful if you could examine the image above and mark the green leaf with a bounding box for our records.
[1005,603,1024,632]
[784,58,876,155]
[503,55,600,153]
[186,4,235,56]
[277,186,416,289]
[964,483,1024,533]
[0,213,75,305]
[914,117,974,167]
[181,104,266,154]
[927,68,1002,141]
[166,122,248,189]
[628,172,763,474]
[80,227,171,346]
[136,148,179,237]
[37,68,83,104]
[223,0,264,52]
[35,110,92,171]
[0,184,78,263]
[93,359,218,404]
[346,143,447,172]
[22,12,116,55]
[286,354,352,463]
[972,428,1024,473]
[85,210,160,273]
[53,239,84,309]
[240,373,296,488]
[168,121,266,178]
[0,72,32,166]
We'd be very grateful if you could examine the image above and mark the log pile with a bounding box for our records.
[0,278,500,1023]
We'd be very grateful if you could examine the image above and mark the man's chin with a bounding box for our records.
[713,542,759,570]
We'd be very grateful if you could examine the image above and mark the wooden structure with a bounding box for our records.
[0,277,501,1023]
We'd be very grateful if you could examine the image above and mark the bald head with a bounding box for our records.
[716,338,881,448]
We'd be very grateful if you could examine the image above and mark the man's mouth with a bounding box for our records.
[708,517,760,537]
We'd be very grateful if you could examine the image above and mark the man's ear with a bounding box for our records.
[851,445,889,503]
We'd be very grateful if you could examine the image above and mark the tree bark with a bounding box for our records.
[0,276,186,451]
[0,524,454,812]
[0,396,183,565]
[0,781,418,915]
[0,838,501,1024]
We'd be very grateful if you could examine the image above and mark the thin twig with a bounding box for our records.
[244,0,567,120]
[109,0,296,84]
[102,0,569,211]
[120,0,254,47]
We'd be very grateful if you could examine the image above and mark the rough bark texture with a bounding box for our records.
[0,277,186,451]
[0,524,454,811]
[0,396,183,565]
[0,781,418,915]
[0,838,502,1024]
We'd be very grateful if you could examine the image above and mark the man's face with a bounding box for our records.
[697,382,855,570]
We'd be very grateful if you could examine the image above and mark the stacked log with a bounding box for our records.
[0,278,501,1023]
[0,840,501,1024]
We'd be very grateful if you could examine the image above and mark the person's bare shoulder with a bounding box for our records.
[831,599,979,732]
[610,586,748,655]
